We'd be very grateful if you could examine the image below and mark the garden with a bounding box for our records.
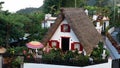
[1,41,109,68]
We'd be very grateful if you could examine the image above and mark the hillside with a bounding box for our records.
[16,7,43,14]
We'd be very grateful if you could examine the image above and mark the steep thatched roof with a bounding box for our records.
[41,8,102,55]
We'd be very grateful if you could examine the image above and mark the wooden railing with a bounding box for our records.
[106,32,120,54]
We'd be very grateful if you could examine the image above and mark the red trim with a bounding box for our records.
[71,42,83,51]
[49,40,59,48]
[80,43,83,51]
[56,41,59,48]
[61,24,70,32]
[71,43,74,50]
[48,41,52,47]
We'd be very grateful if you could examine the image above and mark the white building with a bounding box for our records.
[41,8,102,55]
[92,14,110,34]
[42,14,57,28]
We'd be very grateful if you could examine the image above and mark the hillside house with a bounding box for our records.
[41,8,102,55]
[42,14,57,28]
[92,14,109,34]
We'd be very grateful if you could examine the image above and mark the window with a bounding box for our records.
[71,42,83,51]
[51,41,57,47]
[50,23,54,27]
[49,40,59,48]
[61,24,70,32]
[74,43,80,50]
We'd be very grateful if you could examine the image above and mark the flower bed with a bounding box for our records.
[24,47,108,67]
[2,43,108,67]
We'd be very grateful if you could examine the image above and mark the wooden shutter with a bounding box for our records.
[61,24,70,32]
[80,43,83,51]
[56,41,59,48]
[48,41,52,47]
[49,40,59,48]
[71,43,75,50]
[71,42,83,51]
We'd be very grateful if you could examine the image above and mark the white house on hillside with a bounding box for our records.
[92,14,110,34]
[42,14,57,28]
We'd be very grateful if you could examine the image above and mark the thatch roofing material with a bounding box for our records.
[41,8,102,55]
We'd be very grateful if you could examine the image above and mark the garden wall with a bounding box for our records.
[23,59,112,68]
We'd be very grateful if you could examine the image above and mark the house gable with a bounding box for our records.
[50,19,81,49]
[41,8,102,55]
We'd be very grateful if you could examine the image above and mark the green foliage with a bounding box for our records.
[17,7,43,14]
[110,6,120,27]
[43,49,90,66]
[61,0,87,8]
[24,12,46,41]
[95,0,110,7]
[42,48,62,62]
[64,50,75,60]
[0,11,32,47]
[0,8,46,46]
[43,0,88,15]
[43,0,62,15]
[11,56,23,68]
[91,42,109,60]
[84,6,111,16]
[7,46,28,55]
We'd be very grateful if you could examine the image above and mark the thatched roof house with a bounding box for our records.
[41,8,102,55]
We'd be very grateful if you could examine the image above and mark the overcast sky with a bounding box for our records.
[0,0,43,13]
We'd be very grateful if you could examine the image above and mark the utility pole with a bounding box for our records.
[113,0,116,23]
[75,0,76,8]
[118,4,120,21]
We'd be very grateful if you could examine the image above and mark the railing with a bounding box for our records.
[106,32,120,54]
[108,27,115,34]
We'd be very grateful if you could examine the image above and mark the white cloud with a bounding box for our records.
[0,0,43,12]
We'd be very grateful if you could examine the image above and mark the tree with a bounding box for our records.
[43,0,62,15]
[43,0,89,15]
[0,1,4,11]
[24,12,46,41]
[0,11,32,47]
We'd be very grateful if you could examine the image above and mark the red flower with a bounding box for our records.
[27,55,31,59]
[23,50,27,54]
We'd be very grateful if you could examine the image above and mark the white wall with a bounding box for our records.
[108,27,115,34]
[0,56,2,68]
[24,59,112,68]
[105,21,109,28]
[42,20,55,28]
[96,22,102,34]
[46,20,55,28]
[50,19,79,50]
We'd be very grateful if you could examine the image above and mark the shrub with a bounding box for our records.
[42,48,63,63]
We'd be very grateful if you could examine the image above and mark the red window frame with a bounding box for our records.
[61,24,70,32]
[71,42,83,51]
[48,40,59,48]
